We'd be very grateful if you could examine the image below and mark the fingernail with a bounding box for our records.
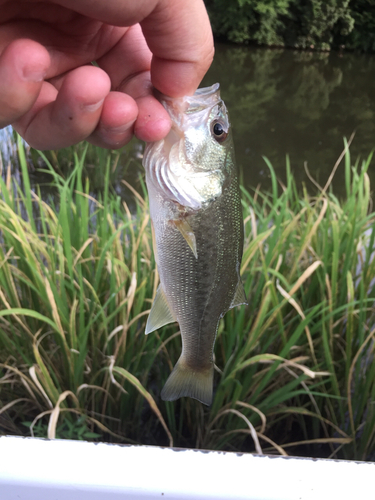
[84,99,105,113]
[104,121,135,134]
[21,64,46,83]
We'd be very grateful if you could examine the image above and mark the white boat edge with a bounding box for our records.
[0,435,374,500]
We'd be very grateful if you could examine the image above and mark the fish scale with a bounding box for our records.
[143,84,247,405]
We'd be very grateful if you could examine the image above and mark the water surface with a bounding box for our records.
[203,43,375,196]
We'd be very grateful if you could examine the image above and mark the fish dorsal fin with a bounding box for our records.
[229,279,248,309]
[145,285,176,335]
[173,219,198,259]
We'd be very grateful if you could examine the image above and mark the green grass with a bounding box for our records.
[0,138,374,460]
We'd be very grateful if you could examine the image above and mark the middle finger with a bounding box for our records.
[96,24,171,143]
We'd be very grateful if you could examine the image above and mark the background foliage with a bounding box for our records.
[205,0,375,52]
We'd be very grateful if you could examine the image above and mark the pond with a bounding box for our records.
[202,43,375,197]
[2,42,375,198]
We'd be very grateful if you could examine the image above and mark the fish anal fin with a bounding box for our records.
[229,279,248,309]
[173,219,198,259]
[161,357,214,406]
[145,285,176,335]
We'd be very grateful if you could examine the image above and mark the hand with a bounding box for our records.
[0,0,214,149]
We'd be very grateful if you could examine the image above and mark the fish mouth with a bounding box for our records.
[149,84,223,164]
[153,83,223,148]
[154,83,222,123]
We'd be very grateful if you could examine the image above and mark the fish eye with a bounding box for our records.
[211,120,229,143]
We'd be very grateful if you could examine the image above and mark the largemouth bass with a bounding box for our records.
[143,83,247,406]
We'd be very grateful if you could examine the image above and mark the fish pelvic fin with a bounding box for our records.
[161,357,214,406]
[229,278,248,309]
[145,285,176,335]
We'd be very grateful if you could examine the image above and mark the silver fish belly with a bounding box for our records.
[143,83,247,406]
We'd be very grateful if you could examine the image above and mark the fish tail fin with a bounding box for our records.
[161,357,214,406]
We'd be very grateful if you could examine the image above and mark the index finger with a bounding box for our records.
[141,0,214,97]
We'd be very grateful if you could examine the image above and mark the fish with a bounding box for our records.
[142,83,247,406]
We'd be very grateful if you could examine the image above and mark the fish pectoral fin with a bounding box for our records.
[229,279,248,309]
[145,285,176,335]
[173,219,198,259]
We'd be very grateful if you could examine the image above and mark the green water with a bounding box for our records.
[2,43,375,197]
[203,43,375,196]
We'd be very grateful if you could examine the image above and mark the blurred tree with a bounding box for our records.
[283,0,354,50]
[206,0,292,45]
[336,0,375,52]
[205,0,356,51]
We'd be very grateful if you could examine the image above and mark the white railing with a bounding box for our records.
[0,436,374,499]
